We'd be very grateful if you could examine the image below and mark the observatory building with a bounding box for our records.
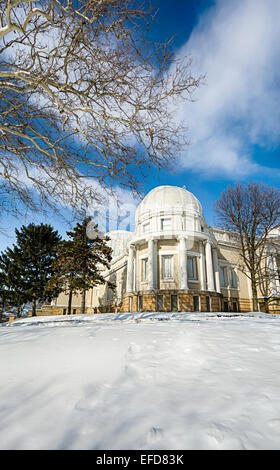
[51,185,280,314]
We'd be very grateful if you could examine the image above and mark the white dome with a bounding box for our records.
[105,230,133,259]
[135,185,202,223]
[267,227,280,239]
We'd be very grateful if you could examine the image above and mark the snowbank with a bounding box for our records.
[1,311,280,450]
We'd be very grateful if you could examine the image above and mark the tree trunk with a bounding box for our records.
[251,278,259,312]
[32,298,37,316]
[81,289,86,314]
[264,298,270,313]
[67,290,73,315]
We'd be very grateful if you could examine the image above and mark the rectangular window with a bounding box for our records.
[138,295,143,312]
[161,218,171,231]
[171,294,178,312]
[187,257,198,280]
[156,294,164,311]
[224,301,229,312]
[219,266,228,287]
[141,258,148,282]
[63,308,66,315]
[72,309,76,315]
[107,286,114,301]
[193,295,200,312]
[229,268,238,288]
[206,295,211,312]
[232,301,238,312]
[162,255,173,280]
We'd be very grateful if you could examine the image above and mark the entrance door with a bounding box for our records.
[171,294,178,312]
[193,295,200,312]
[138,295,143,312]
[206,296,211,312]
[156,294,164,312]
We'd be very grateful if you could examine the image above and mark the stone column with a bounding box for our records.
[126,245,134,293]
[133,246,138,292]
[273,256,280,293]
[199,241,206,291]
[147,239,157,291]
[268,255,278,295]
[212,248,221,293]
[205,240,215,292]
[179,237,188,290]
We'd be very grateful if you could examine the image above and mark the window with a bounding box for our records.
[138,295,143,312]
[193,295,200,312]
[171,294,178,312]
[206,295,211,312]
[220,266,238,288]
[72,309,76,315]
[229,268,238,288]
[187,257,198,280]
[142,222,150,234]
[162,255,173,280]
[107,285,114,301]
[160,218,171,231]
[63,308,66,315]
[219,266,228,287]
[156,294,164,311]
[141,258,148,282]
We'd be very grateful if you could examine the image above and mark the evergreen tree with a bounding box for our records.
[0,249,29,315]
[49,217,114,314]
[0,224,61,316]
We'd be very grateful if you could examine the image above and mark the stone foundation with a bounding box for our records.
[38,292,280,316]
[119,290,223,313]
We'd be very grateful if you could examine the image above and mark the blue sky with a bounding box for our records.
[1,0,280,250]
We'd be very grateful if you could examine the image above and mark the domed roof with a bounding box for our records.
[135,185,202,222]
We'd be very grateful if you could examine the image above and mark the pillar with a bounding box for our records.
[179,237,188,290]
[212,248,221,294]
[205,240,215,292]
[273,256,280,294]
[147,239,157,290]
[199,241,206,291]
[268,255,279,295]
[126,245,134,293]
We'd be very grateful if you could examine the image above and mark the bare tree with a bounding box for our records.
[215,182,280,312]
[0,0,202,214]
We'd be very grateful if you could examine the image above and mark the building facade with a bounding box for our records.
[50,185,280,315]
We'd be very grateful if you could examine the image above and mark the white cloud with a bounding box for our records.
[175,0,280,178]
[85,184,140,234]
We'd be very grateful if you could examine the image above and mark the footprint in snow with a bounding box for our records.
[147,427,164,443]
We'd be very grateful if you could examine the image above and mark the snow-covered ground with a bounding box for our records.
[1,311,280,450]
